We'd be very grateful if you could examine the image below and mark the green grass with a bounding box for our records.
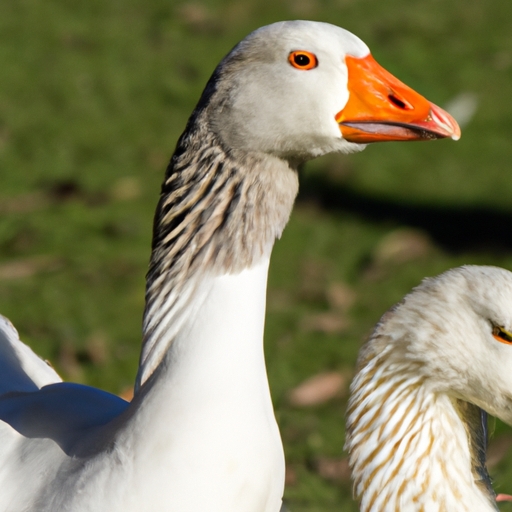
[2,0,512,509]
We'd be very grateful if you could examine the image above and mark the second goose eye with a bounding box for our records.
[289,51,318,70]
[492,325,512,344]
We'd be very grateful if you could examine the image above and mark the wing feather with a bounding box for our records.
[0,315,61,395]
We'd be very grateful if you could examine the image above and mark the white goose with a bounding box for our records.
[346,266,512,512]
[0,21,459,512]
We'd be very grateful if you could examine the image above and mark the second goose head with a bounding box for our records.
[346,266,512,511]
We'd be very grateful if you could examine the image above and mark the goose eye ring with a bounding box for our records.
[289,51,318,70]
[492,325,512,344]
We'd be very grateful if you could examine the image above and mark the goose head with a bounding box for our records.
[347,266,512,510]
[379,265,512,425]
[198,20,460,162]
[142,21,461,390]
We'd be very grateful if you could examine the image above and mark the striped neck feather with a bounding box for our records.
[346,346,497,512]
[136,114,298,389]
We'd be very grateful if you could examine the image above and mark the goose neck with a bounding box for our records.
[115,257,285,512]
[346,350,497,512]
[136,120,298,389]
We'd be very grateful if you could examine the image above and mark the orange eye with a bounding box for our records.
[288,51,318,70]
[492,325,512,344]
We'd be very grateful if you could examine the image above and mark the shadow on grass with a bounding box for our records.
[299,173,512,254]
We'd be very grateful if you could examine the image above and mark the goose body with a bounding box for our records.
[0,20,459,512]
[345,266,512,512]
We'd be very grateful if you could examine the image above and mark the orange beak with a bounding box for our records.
[337,54,461,143]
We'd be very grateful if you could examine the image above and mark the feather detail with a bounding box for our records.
[346,348,497,511]
[137,109,298,389]
[345,266,512,512]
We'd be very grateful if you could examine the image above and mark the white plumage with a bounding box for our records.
[346,266,512,511]
[0,20,458,512]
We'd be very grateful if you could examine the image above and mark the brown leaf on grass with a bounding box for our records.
[288,371,346,407]
[300,281,355,334]
[0,255,62,281]
[364,228,434,281]
[299,258,328,300]
[284,465,298,487]
[178,3,208,24]
[373,228,433,266]
[111,177,141,201]
[177,3,221,34]
[147,150,168,172]
[58,334,110,381]
[301,312,349,334]
[314,457,351,483]
[487,435,512,469]
[326,282,356,312]
[58,343,84,382]
[267,288,295,312]
[288,0,319,17]
[0,192,49,214]
[83,332,109,365]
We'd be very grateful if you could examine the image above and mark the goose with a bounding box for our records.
[0,20,459,512]
[345,265,512,512]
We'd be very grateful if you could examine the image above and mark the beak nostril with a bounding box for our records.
[388,94,410,110]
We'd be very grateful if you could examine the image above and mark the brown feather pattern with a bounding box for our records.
[136,94,298,388]
[346,334,497,512]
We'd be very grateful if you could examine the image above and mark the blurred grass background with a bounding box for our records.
[1,0,512,510]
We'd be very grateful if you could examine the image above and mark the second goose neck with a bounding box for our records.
[346,348,497,512]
